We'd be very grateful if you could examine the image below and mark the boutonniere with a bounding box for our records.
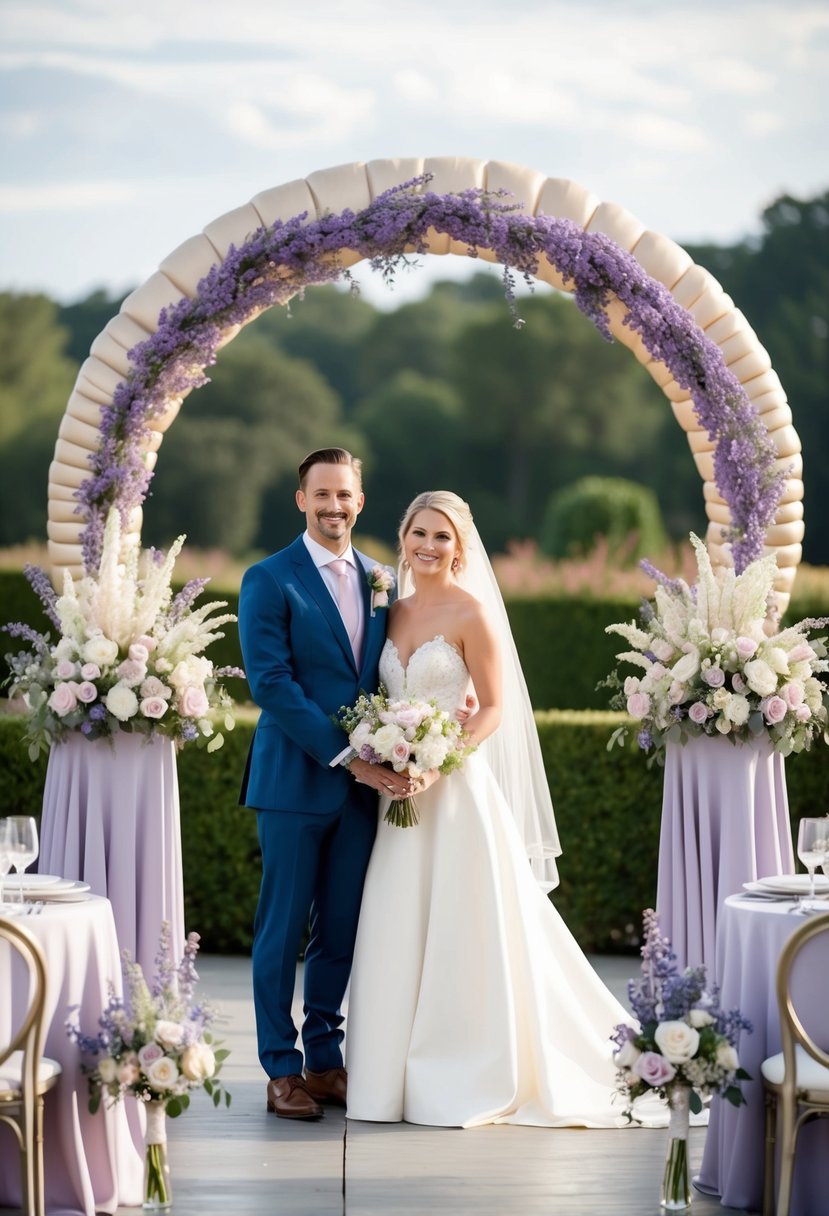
[367,565,394,617]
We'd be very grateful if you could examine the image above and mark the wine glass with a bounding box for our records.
[6,816,39,904]
[0,819,13,907]
[796,818,827,902]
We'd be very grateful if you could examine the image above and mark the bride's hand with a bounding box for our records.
[455,693,477,725]
[410,769,440,795]
[348,758,413,798]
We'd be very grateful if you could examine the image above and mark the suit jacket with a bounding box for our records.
[238,536,389,814]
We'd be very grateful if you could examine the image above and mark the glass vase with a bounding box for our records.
[143,1100,173,1210]
[660,1086,692,1212]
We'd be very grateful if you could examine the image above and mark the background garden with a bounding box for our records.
[2,187,827,952]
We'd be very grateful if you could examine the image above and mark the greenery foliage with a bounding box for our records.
[541,475,667,563]
[3,711,827,954]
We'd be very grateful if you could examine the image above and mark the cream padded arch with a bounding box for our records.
[47,156,804,613]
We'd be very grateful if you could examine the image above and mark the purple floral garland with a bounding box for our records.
[75,176,783,574]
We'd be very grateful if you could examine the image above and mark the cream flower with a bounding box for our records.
[180,1042,216,1083]
[105,682,139,721]
[155,1020,185,1050]
[146,1055,180,1090]
[743,659,777,697]
[83,634,119,668]
[654,1020,700,1064]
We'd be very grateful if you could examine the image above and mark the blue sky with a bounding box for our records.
[1,0,827,308]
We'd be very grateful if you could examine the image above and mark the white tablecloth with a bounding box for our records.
[656,734,793,971]
[39,732,185,980]
[696,894,828,1216]
[0,897,143,1216]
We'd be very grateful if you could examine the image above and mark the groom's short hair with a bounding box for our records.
[298,447,363,489]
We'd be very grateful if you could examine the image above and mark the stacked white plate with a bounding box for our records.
[743,874,829,897]
[3,874,91,901]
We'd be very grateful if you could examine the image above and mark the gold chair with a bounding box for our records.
[761,911,829,1216]
[0,916,62,1216]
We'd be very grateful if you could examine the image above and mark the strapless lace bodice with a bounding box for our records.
[380,636,469,712]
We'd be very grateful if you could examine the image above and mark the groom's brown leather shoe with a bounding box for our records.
[304,1066,348,1108]
[266,1075,324,1120]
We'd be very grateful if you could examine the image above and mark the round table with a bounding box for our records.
[0,896,143,1216]
[696,893,828,1215]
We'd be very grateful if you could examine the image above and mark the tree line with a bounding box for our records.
[0,188,826,563]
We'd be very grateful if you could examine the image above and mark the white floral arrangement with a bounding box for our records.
[604,533,829,763]
[66,922,230,1116]
[4,509,244,759]
[336,687,475,827]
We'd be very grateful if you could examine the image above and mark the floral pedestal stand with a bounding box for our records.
[656,733,793,973]
[39,731,185,979]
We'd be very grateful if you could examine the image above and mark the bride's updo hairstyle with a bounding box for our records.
[398,491,474,573]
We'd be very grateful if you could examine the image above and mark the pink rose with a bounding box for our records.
[48,682,78,716]
[140,676,171,700]
[762,695,788,725]
[128,642,149,664]
[391,740,411,766]
[55,659,76,680]
[141,697,169,720]
[80,662,101,680]
[788,641,815,663]
[76,681,98,704]
[731,672,747,694]
[780,682,804,709]
[134,635,158,653]
[626,692,651,719]
[372,590,389,609]
[395,706,425,730]
[635,1052,677,1087]
[177,685,210,718]
[795,704,812,722]
[669,682,687,705]
[623,676,640,697]
[735,636,758,659]
[138,1041,163,1066]
[703,666,725,688]
[688,701,709,725]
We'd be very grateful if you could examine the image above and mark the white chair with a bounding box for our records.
[0,916,62,1216]
[761,911,829,1216]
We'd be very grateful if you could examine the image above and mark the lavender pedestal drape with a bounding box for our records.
[0,897,142,1215]
[656,734,793,971]
[696,895,828,1215]
[39,732,185,980]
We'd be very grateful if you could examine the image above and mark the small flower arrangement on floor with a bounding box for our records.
[66,922,231,1117]
[3,508,244,759]
[611,908,751,1119]
[336,687,475,827]
[604,533,829,764]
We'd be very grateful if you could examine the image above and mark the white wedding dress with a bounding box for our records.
[345,636,629,1128]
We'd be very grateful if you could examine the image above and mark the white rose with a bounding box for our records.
[716,1042,739,1072]
[623,676,640,697]
[105,682,139,721]
[413,735,450,772]
[83,634,119,668]
[724,694,750,726]
[155,1020,185,1050]
[689,1009,715,1028]
[715,717,732,734]
[372,723,405,758]
[98,1057,118,1083]
[653,1020,700,1064]
[672,650,700,683]
[763,646,790,676]
[169,655,213,690]
[743,659,777,698]
[128,643,150,664]
[54,637,77,660]
[145,1055,180,1090]
[180,1042,216,1083]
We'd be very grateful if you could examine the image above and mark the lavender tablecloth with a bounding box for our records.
[39,732,184,981]
[696,894,828,1215]
[656,734,793,971]
[0,897,142,1215]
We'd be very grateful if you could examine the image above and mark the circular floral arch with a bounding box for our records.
[46,156,804,612]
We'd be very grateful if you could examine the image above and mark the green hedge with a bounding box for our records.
[4,712,828,954]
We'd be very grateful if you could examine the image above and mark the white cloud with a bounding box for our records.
[0,180,137,213]
[743,110,785,136]
[393,69,438,104]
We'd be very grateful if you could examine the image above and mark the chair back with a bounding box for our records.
[0,915,50,1099]
[776,911,829,1078]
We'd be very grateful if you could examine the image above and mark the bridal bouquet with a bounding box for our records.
[336,687,475,827]
[3,509,244,760]
[604,533,829,764]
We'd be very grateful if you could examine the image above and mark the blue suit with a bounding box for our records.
[238,535,387,1078]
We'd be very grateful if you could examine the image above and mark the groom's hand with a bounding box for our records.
[347,758,413,797]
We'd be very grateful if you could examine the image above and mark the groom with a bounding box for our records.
[238,447,410,1120]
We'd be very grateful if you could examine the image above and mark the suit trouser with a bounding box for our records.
[253,793,377,1079]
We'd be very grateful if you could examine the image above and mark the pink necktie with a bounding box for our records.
[330,559,363,663]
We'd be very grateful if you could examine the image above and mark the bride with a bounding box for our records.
[345,490,630,1128]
